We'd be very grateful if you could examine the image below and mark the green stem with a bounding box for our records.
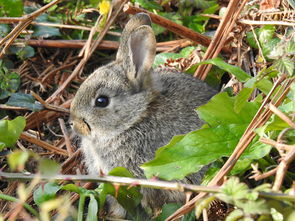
[0,193,39,218]
[77,194,86,221]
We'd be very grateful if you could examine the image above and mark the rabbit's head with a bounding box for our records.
[70,13,157,138]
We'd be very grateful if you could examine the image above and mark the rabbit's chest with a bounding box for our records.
[81,137,113,174]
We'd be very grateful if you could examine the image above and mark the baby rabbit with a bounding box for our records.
[70,13,216,218]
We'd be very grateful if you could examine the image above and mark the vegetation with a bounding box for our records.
[0,0,294,220]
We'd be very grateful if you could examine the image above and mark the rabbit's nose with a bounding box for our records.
[72,117,91,136]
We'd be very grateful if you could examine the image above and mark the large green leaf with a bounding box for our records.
[194,58,251,82]
[0,116,26,150]
[142,124,248,180]
[142,92,271,181]
[196,92,259,127]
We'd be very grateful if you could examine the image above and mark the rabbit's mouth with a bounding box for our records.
[72,118,92,136]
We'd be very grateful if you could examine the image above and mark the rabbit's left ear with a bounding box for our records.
[124,25,156,89]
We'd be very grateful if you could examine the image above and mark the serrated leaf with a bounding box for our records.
[258,25,276,44]
[39,158,61,176]
[197,92,259,127]
[274,57,294,76]
[0,116,26,149]
[6,93,44,111]
[154,203,182,221]
[195,57,250,82]
[7,150,30,171]
[217,177,249,204]
[98,167,142,217]
[86,194,98,221]
[234,87,254,113]
[33,182,61,206]
[285,38,295,55]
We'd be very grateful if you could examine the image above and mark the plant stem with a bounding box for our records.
[0,193,39,218]
[1,172,295,202]
[77,194,86,221]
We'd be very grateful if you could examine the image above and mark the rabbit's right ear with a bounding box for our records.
[123,25,156,90]
[116,13,151,61]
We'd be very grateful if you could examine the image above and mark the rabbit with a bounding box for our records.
[70,13,217,218]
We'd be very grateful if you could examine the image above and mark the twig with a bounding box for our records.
[193,0,248,80]
[260,137,294,152]
[58,118,74,156]
[20,132,68,156]
[0,0,62,57]
[122,4,231,53]
[250,167,278,181]
[1,172,294,202]
[273,145,295,191]
[239,19,295,26]
[31,91,70,114]
[268,103,295,129]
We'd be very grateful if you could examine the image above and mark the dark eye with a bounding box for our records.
[95,95,109,107]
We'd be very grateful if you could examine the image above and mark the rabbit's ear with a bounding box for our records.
[124,25,156,89]
[116,13,151,61]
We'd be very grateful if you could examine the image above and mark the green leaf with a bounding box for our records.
[195,58,250,82]
[234,87,254,113]
[86,194,98,221]
[0,24,9,38]
[154,203,182,221]
[33,182,61,206]
[216,177,249,204]
[6,93,44,111]
[98,167,142,217]
[225,209,244,221]
[197,92,259,127]
[195,196,216,218]
[134,0,162,10]
[154,203,195,221]
[142,124,248,180]
[33,25,61,38]
[258,25,276,44]
[274,57,294,76]
[62,184,85,194]
[39,159,61,176]
[0,0,23,16]
[0,116,26,149]
[7,150,30,171]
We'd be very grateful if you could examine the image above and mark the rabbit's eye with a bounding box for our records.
[95,95,109,107]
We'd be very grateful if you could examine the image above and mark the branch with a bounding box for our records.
[123,4,232,53]
[1,172,294,202]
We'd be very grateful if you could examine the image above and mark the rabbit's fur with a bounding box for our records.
[70,13,216,217]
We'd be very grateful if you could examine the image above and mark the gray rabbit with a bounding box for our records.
[70,13,216,218]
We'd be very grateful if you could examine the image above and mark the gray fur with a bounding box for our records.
[70,13,217,217]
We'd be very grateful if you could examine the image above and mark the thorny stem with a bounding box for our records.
[1,172,295,202]
[0,193,39,218]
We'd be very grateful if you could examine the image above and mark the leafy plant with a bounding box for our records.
[0,60,21,100]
